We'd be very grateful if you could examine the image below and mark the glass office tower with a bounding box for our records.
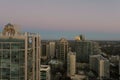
[0,23,41,80]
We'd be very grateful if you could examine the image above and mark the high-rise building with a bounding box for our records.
[67,51,76,76]
[90,55,110,78]
[99,59,109,78]
[74,35,93,63]
[0,23,41,80]
[40,65,51,80]
[41,41,49,60]
[57,38,68,63]
[49,42,55,58]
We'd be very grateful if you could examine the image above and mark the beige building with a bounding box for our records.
[90,55,110,78]
[99,59,109,78]
[49,41,55,58]
[0,23,41,80]
[57,38,68,63]
[67,51,76,76]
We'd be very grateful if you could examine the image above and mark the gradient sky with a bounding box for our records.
[0,0,120,40]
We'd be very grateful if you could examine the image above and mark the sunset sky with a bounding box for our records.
[0,0,120,40]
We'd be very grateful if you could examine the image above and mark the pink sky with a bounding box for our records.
[0,0,120,39]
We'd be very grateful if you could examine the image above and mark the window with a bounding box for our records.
[3,43,10,49]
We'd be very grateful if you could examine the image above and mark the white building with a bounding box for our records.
[40,65,51,80]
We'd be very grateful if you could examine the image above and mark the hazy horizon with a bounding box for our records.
[0,0,120,40]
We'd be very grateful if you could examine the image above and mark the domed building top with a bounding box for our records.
[74,35,86,41]
[75,36,80,41]
[2,23,16,36]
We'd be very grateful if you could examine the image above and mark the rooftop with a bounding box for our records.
[40,65,50,71]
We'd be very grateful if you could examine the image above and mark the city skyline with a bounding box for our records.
[0,0,120,40]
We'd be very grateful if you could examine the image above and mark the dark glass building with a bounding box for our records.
[0,23,41,80]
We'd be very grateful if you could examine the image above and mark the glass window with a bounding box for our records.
[19,68,24,77]
[3,43,10,49]
[11,51,19,64]
[10,78,19,80]
[20,77,24,80]
[11,64,19,79]
[2,51,10,59]
[1,68,10,78]
[0,39,24,42]
[19,51,25,66]
[20,43,25,49]
[11,43,19,49]
[0,68,1,78]
[11,43,25,49]
[0,51,2,59]
[1,51,10,68]
[0,43,2,49]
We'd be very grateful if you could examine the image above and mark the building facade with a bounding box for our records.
[67,51,76,76]
[57,38,68,63]
[99,59,109,78]
[75,39,93,63]
[41,41,49,60]
[0,23,41,80]
[90,55,110,78]
[49,42,55,58]
[40,65,51,80]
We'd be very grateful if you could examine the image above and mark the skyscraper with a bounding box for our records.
[40,65,51,80]
[41,41,49,60]
[74,35,93,63]
[99,59,109,78]
[90,55,110,79]
[57,38,68,63]
[67,51,76,76]
[0,23,41,80]
[49,41,55,58]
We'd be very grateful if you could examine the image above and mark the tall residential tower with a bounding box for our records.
[0,23,41,80]
[67,51,76,76]
[57,38,68,63]
[74,35,93,63]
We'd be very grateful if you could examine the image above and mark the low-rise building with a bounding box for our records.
[40,65,51,80]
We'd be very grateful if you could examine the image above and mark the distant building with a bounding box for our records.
[49,41,55,58]
[41,41,56,60]
[67,51,76,76]
[56,38,69,63]
[74,35,93,63]
[90,55,110,78]
[110,55,119,62]
[0,23,41,80]
[48,59,63,72]
[71,74,87,80]
[41,41,49,60]
[40,65,51,80]
[99,59,109,78]
[92,42,102,55]
[75,35,85,41]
